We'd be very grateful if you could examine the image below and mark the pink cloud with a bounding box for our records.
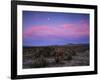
[23,21,89,40]
[60,21,89,37]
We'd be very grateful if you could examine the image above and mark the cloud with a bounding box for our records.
[23,21,89,40]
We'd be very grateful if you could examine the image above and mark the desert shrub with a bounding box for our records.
[64,51,72,61]
[42,47,51,57]
[50,50,56,57]
[45,47,56,57]
[67,54,72,60]
[35,47,56,58]
[31,55,48,68]
[68,48,76,56]
[55,57,60,63]
[33,49,45,58]
[55,56,65,63]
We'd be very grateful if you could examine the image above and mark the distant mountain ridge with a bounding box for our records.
[23,43,89,48]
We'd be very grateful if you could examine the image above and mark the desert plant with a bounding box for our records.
[31,55,48,68]
[68,48,76,56]
[63,51,72,61]
[66,54,72,60]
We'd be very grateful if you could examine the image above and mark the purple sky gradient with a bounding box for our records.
[23,11,89,46]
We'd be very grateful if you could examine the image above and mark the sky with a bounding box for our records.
[23,11,89,46]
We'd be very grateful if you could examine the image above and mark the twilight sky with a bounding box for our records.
[23,11,89,46]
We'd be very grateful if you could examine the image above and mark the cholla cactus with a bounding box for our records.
[54,47,65,63]
[32,55,48,68]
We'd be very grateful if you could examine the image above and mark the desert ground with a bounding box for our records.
[23,44,89,69]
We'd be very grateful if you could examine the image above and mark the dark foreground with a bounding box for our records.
[23,44,89,69]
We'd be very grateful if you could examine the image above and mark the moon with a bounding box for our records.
[48,18,50,21]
